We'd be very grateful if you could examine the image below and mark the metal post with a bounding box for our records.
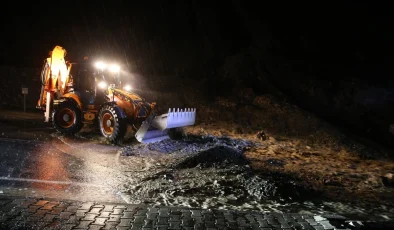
[21,87,28,112]
[23,94,26,112]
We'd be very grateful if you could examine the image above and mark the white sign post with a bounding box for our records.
[22,87,28,112]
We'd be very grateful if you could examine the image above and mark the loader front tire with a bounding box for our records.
[98,105,126,145]
[52,102,83,135]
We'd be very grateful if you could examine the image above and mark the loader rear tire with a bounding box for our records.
[98,105,126,145]
[52,102,83,135]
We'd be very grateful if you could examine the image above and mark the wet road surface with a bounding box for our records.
[1,109,394,223]
[0,136,125,203]
[0,110,143,204]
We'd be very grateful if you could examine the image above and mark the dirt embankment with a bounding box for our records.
[186,91,394,204]
[114,90,394,220]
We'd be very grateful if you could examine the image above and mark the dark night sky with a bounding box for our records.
[1,1,234,69]
[1,1,394,80]
[2,1,394,147]
[1,2,151,65]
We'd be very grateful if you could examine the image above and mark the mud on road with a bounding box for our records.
[1,109,393,221]
[115,135,393,221]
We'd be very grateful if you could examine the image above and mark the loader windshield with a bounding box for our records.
[93,61,122,88]
[95,71,122,88]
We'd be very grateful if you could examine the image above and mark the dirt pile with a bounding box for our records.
[116,91,394,220]
[121,135,252,156]
[119,135,319,212]
[179,92,394,215]
[171,145,247,168]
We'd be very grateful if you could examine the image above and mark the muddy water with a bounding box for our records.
[119,135,394,221]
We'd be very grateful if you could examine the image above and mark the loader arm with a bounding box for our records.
[36,46,71,122]
[108,87,197,143]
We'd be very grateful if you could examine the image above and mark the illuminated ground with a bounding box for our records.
[0,106,393,222]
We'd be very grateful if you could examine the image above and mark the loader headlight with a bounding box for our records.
[123,84,132,91]
[95,61,106,70]
[109,64,120,73]
[98,81,107,89]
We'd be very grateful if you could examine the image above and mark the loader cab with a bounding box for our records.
[69,62,104,106]
[69,63,95,93]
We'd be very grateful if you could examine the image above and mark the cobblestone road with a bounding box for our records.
[0,197,391,230]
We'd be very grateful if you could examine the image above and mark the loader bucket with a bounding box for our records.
[135,108,196,143]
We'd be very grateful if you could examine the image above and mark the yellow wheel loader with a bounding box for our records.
[36,46,196,144]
